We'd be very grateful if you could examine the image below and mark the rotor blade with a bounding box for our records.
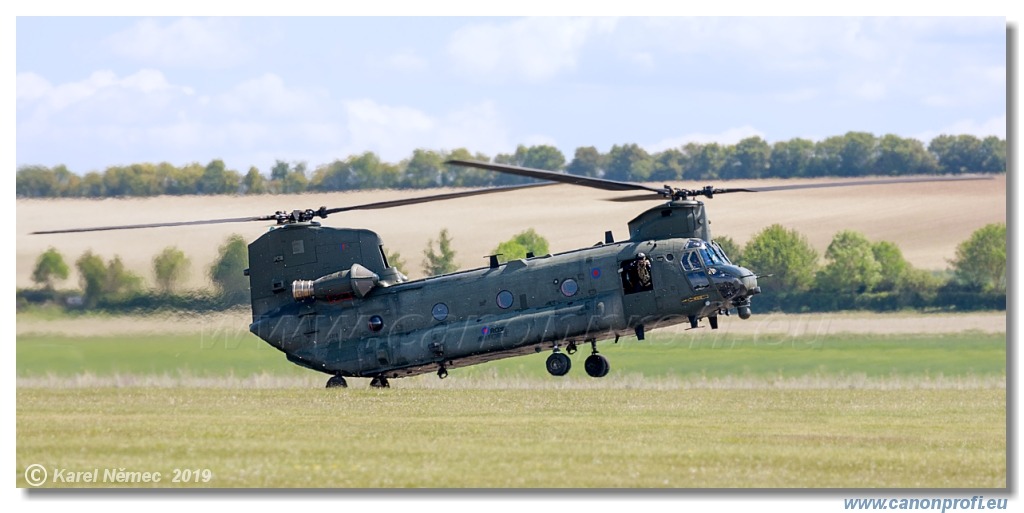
[736,174,993,193]
[606,193,669,203]
[446,159,666,195]
[324,182,556,214]
[31,216,274,235]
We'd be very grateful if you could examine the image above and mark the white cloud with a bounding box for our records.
[104,18,251,68]
[17,69,193,131]
[382,51,429,72]
[447,17,617,82]
[647,125,764,152]
[852,81,887,101]
[341,99,510,161]
[773,88,819,103]
[914,114,1006,143]
[215,73,328,118]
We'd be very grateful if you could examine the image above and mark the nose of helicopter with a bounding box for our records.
[710,265,759,300]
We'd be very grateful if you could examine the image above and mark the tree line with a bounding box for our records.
[721,222,1006,312]
[20,223,1004,314]
[16,132,1006,198]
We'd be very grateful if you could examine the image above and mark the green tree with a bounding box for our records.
[384,248,408,276]
[521,145,566,171]
[443,148,493,187]
[32,247,70,290]
[727,136,771,179]
[402,149,445,188]
[75,251,143,307]
[198,159,240,194]
[871,240,911,292]
[687,143,731,180]
[210,235,250,303]
[808,136,844,177]
[605,143,653,181]
[105,256,143,296]
[875,134,938,176]
[492,228,550,263]
[815,231,881,293]
[566,146,604,177]
[650,148,686,181]
[76,251,108,307]
[949,223,1006,293]
[742,225,818,293]
[242,166,267,194]
[153,246,191,294]
[838,131,877,177]
[423,229,458,276]
[770,138,814,178]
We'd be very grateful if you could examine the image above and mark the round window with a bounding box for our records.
[560,278,579,297]
[368,315,384,332]
[432,303,449,321]
[496,290,514,309]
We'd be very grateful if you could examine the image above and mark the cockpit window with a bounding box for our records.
[682,251,703,272]
[710,241,732,264]
[699,247,722,266]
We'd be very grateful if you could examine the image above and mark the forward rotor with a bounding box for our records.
[445,159,993,201]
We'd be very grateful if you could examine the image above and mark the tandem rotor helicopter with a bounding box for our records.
[33,161,988,388]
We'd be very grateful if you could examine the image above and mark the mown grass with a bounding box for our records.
[16,331,1006,488]
[16,332,1007,380]
[16,387,1005,488]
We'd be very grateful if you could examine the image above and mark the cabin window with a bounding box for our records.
[619,254,654,295]
[496,290,514,309]
[432,303,449,321]
[368,315,384,332]
[560,278,579,297]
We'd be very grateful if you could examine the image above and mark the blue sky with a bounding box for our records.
[15,16,1007,174]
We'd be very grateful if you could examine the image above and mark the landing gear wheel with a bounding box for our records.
[326,375,348,388]
[437,366,448,379]
[370,376,390,388]
[584,354,610,378]
[546,352,572,376]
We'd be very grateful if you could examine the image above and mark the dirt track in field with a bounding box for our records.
[17,174,1005,289]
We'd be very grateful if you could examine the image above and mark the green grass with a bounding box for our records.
[16,332,1006,488]
[16,387,1005,488]
[17,332,1007,380]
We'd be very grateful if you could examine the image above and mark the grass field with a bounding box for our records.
[16,387,1006,488]
[16,328,1006,488]
[16,332,1006,382]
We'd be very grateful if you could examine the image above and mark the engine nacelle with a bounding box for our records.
[292,264,380,301]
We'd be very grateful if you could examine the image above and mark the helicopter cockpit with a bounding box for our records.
[680,239,759,310]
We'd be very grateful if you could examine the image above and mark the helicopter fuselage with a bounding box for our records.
[247,201,757,381]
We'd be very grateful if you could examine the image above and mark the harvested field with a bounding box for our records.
[16,174,1006,288]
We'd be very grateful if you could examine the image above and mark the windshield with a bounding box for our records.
[698,246,722,266]
[710,241,732,264]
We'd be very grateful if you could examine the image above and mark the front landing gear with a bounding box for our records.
[546,351,571,376]
[370,376,390,388]
[326,375,348,388]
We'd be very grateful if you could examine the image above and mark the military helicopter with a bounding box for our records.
[32,161,988,388]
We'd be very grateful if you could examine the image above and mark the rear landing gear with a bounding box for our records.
[584,354,610,378]
[326,375,348,388]
[584,340,610,378]
[370,376,390,388]
[546,351,571,376]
